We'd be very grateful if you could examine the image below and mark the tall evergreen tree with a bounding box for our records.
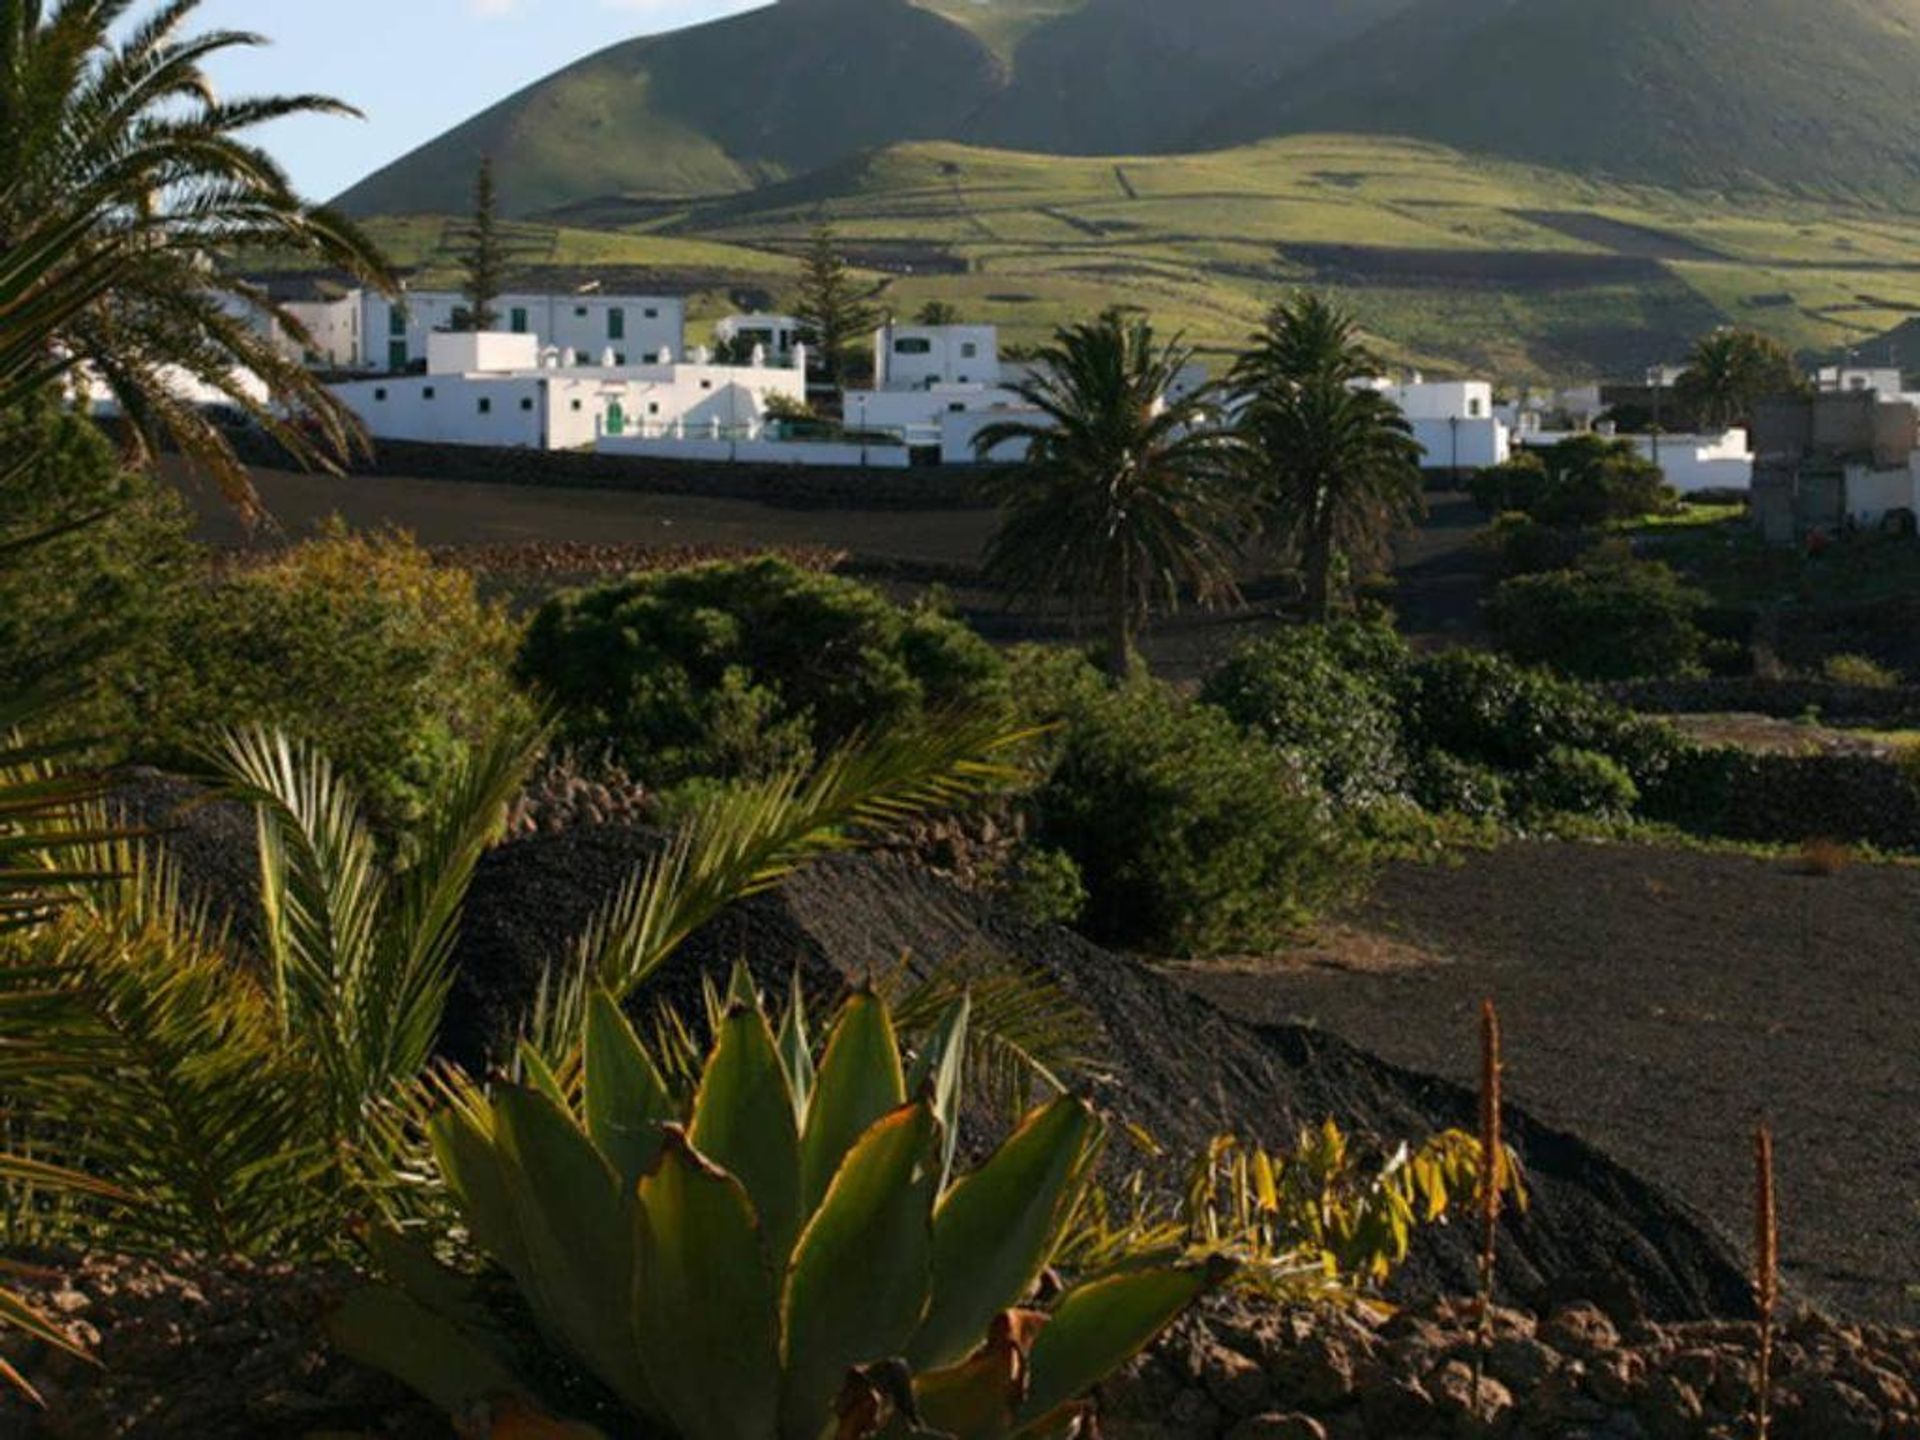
[793,226,880,386]
[451,157,507,332]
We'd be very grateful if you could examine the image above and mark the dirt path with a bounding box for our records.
[1173,842,1920,1324]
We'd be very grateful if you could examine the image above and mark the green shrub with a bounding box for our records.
[1518,746,1640,821]
[1821,653,1901,689]
[517,558,1007,787]
[0,400,194,699]
[1031,683,1358,955]
[1486,558,1715,681]
[1409,750,1510,820]
[1470,435,1673,526]
[1400,649,1682,796]
[117,527,533,844]
[1200,622,1413,812]
[997,845,1088,928]
[1482,511,1593,578]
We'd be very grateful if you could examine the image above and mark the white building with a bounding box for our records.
[1840,455,1920,529]
[220,280,363,369]
[363,290,684,374]
[875,322,1000,390]
[1520,426,1755,494]
[1815,366,1907,401]
[715,313,805,366]
[329,331,806,451]
[1355,377,1511,471]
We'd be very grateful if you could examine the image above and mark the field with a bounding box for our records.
[1177,841,1920,1326]
[358,134,1920,379]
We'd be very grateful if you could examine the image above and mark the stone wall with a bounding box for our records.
[1643,749,1920,852]
[1614,678,1920,727]
[226,428,1000,510]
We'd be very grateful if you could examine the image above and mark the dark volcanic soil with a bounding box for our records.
[1176,842,1920,1327]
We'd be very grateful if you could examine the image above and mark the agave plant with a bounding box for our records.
[334,976,1227,1440]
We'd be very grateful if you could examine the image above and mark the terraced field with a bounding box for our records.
[355,134,1920,379]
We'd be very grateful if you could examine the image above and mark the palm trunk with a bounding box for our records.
[1304,509,1336,624]
[1105,553,1135,679]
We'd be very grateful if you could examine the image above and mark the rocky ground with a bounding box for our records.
[4,1256,1917,1439]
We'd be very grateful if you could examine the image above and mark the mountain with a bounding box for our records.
[1196,0,1920,201]
[333,0,1407,217]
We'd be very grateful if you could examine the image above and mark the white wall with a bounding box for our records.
[1406,416,1509,471]
[875,323,999,390]
[1523,430,1754,494]
[941,408,1038,465]
[1843,461,1920,526]
[598,434,913,468]
[332,374,547,447]
[363,291,684,371]
[716,313,803,361]
[427,331,541,375]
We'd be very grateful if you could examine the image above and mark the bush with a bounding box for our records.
[1470,435,1673,526]
[1030,682,1359,956]
[1410,750,1510,820]
[997,845,1088,928]
[1518,746,1640,821]
[517,558,1007,787]
[1487,557,1716,681]
[0,401,195,699]
[1821,653,1901,689]
[1400,649,1683,797]
[117,527,533,843]
[1200,621,1413,812]
[1482,512,1594,579]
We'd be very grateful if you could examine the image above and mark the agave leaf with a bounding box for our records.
[583,989,675,1192]
[906,992,971,1196]
[1016,1265,1220,1425]
[518,1040,570,1111]
[800,989,907,1214]
[428,1106,530,1283]
[781,1102,938,1440]
[633,1128,782,1440]
[774,971,814,1123]
[909,1096,1099,1371]
[689,1001,805,1266]
[328,1285,524,1417]
[491,1088,650,1417]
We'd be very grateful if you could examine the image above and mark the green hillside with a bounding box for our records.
[350,135,1920,381]
[1200,0,1920,203]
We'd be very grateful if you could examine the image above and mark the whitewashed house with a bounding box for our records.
[220,280,363,369]
[329,331,806,451]
[363,290,684,374]
[1355,377,1511,472]
[715,313,805,366]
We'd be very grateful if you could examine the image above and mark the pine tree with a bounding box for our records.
[793,227,881,386]
[451,157,507,333]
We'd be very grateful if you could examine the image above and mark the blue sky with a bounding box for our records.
[193,0,765,201]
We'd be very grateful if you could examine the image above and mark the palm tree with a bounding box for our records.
[0,0,394,518]
[975,310,1247,678]
[1675,327,1803,432]
[1231,295,1423,622]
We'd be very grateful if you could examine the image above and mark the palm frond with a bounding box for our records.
[529,713,1037,1059]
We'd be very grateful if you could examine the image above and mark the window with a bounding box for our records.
[373,387,388,402]
[644,307,658,319]
[609,308,625,341]
[948,402,966,413]
[893,338,933,355]
[510,307,528,334]
[700,379,712,391]
[1468,398,1483,417]
[648,402,661,416]
[960,342,978,359]
[958,375,970,384]
[388,308,406,337]
[520,398,535,412]
[422,386,436,401]
[570,399,583,412]
[575,305,589,318]
[478,398,492,415]
[614,353,626,367]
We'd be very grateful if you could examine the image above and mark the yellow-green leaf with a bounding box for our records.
[1017,1265,1218,1424]
[634,1129,782,1440]
[909,1096,1098,1370]
[799,989,905,1214]
[584,988,675,1193]
[689,1001,805,1265]
[328,1285,523,1417]
[781,1102,937,1440]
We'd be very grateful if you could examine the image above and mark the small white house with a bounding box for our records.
[1840,455,1920,529]
[220,281,364,369]
[1816,366,1907,401]
[716,313,805,365]
[1355,377,1511,471]
[363,290,684,374]
[1522,427,1755,494]
[330,330,805,451]
[874,322,999,390]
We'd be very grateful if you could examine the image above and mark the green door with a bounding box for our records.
[387,340,408,371]
[606,399,626,436]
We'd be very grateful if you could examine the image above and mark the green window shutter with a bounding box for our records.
[609,307,626,340]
